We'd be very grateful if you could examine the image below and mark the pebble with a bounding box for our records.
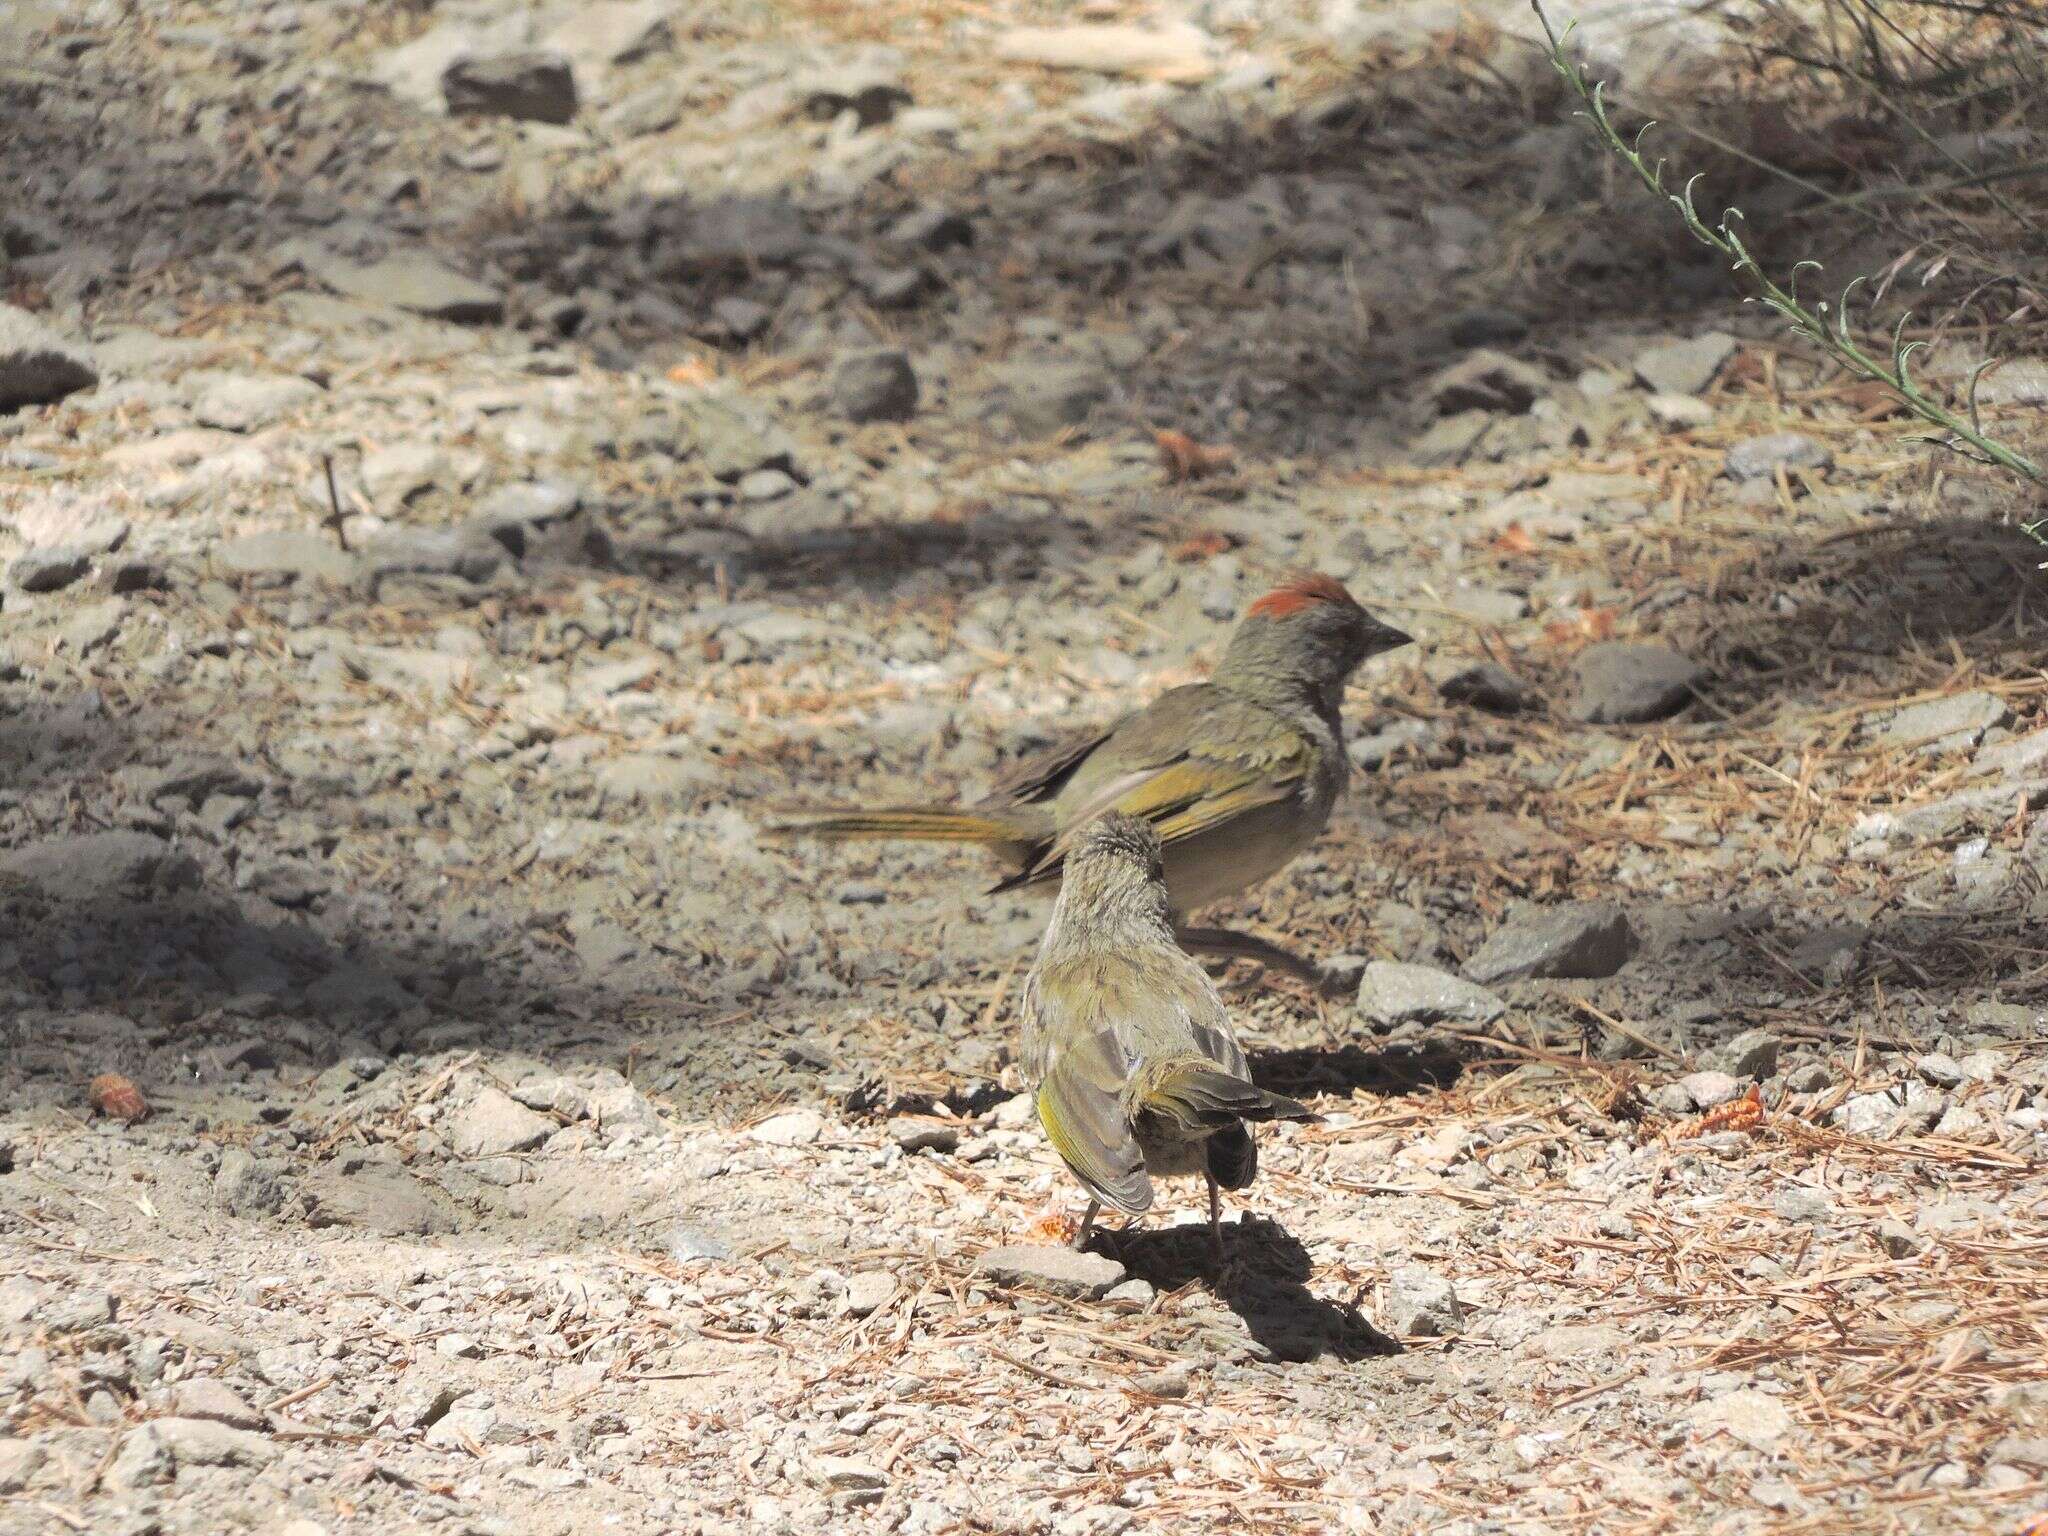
[1774,1187,1833,1223]
[1383,1265,1462,1336]
[1873,690,2007,754]
[1724,432,1832,481]
[166,1378,265,1430]
[213,1147,286,1218]
[994,359,1112,438]
[1568,642,1704,723]
[0,1440,46,1494]
[1463,900,1638,984]
[0,302,98,410]
[442,51,579,123]
[832,348,919,423]
[1875,1219,1921,1258]
[973,1244,1127,1300]
[1357,961,1505,1027]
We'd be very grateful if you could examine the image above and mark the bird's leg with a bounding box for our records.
[1175,924,1339,994]
[1205,1172,1226,1270]
[1074,1199,1101,1253]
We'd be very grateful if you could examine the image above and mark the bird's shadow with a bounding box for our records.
[1092,1213,1396,1365]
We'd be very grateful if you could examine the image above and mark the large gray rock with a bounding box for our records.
[975,1244,1127,1300]
[678,395,799,481]
[1632,332,1735,395]
[166,1378,265,1430]
[1568,642,1703,723]
[1357,960,1505,1027]
[1463,900,1638,984]
[442,51,578,123]
[0,303,97,411]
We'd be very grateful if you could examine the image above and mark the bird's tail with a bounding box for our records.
[759,805,1046,855]
[1136,1061,1318,1135]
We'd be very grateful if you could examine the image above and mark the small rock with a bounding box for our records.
[711,295,773,341]
[1103,1278,1156,1306]
[892,1118,961,1154]
[436,1333,483,1359]
[310,250,504,323]
[1690,1388,1792,1448]
[443,51,578,124]
[167,1378,264,1430]
[213,529,358,585]
[1678,1070,1743,1110]
[1724,432,1831,482]
[10,545,92,593]
[833,348,919,423]
[1645,393,1715,429]
[679,395,799,481]
[595,753,709,806]
[1132,1364,1190,1398]
[737,467,795,502]
[142,1416,277,1471]
[1774,1187,1832,1222]
[1463,900,1638,984]
[888,206,972,251]
[1568,642,1703,723]
[994,359,1112,438]
[994,22,1219,82]
[193,373,320,432]
[750,1108,826,1147]
[1424,349,1549,415]
[1834,1091,1897,1138]
[1873,690,2008,754]
[302,1167,458,1235]
[1383,1265,1462,1336]
[974,1244,1127,1300]
[1632,333,1736,395]
[800,69,911,128]
[213,1147,286,1218]
[812,1454,888,1496]
[1432,659,1533,714]
[665,1223,732,1262]
[0,831,199,903]
[0,1439,46,1494]
[1357,961,1505,1027]
[1875,1219,1921,1258]
[843,1271,899,1318]
[447,1087,554,1159]
[0,303,98,410]
[1706,1028,1781,1079]
[1917,1052,1965,1088]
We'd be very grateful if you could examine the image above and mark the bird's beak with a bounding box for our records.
[1372,619,1415,651]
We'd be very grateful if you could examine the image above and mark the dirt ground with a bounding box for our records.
[4,1,2048,1533]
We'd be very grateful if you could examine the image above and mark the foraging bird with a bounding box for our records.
[765,573,1411,985]
[1022,813,1317,1259]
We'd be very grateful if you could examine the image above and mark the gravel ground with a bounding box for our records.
[4,2,2048,1534]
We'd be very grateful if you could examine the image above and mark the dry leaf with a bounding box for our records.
[1686,1083,1764,1137]
[1489,522,1539,557]
[1170,531,1234,563]
[1023,1206,1080,1246]
[1156,429,1235,484]
[665,356,717,387]
[88,1072,149,1124]
[1543,606,1617,646]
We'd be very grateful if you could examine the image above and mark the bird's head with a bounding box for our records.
[1218,573,1412,701]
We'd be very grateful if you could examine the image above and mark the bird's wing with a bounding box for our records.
[993,689,1314,892]
[978,721,1123,809]
[1023,959,1152,1215]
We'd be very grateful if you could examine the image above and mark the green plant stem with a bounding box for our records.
[1532,1,2045,534]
